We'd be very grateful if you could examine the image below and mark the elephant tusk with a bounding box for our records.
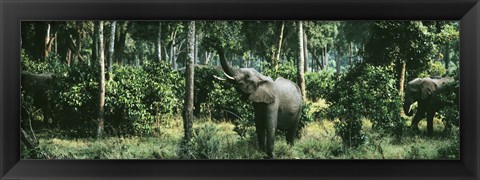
[223,72,236,81]
[213,75,226,81]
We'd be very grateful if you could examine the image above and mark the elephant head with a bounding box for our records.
[217,49,275,104]
[403,78,438,116]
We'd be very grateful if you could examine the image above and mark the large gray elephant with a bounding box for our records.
[216,49,303,159]
[403,77,453,135]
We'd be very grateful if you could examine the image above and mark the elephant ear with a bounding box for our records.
[420,80,437,100]
[248,81,275,104]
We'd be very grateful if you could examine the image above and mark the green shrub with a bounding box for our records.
[436,128,460,159]
[436,68,459,131]
[305,71,336,101]
[105,61,184,136]
[418,61,447,78]
[325,63,405,148]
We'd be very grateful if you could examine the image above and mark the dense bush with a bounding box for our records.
[436,68,459,131]
[22,50,185,136]
[325,63,405,148]
[208,80,254,137]
[305,71,336,101]
[105,61,184,136]
[418,61,447,78]
[22,50,99,135]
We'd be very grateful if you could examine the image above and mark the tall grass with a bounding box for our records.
[24,115,458,159]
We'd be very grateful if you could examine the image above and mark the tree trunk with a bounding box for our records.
[204,51,211,65]
[320,47,325,70]
[44,23,51,58]
[170,30,177,69]
[297,21,307,101]
[194,32,198,64]
[183,21,195,141]
[303,29,309,72]
[324,45,329,70]
[92,22,99,64]
[349,42,353,66]
[157,22,162,62]
[97,21,106,138]
[397,61,406,97]
[336,47,341,75]
[33,22,47,61]
[108,21,116,81]
[274,21,285,71]
[444,43,450,73]
[115,21,129,66]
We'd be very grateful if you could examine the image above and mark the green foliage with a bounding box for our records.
[418,61,447,78]
[436,69,460,130]
[105,61,183,136]
[436,128,460,159]
[365,21,437,79]
[305,71,336,101]
[192,67,223,116]
[325,63,405,148]
[209,80,254,137]
[262,60,298,83]
[200,21,244,53]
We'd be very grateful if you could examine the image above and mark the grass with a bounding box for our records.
[22,100,459,159]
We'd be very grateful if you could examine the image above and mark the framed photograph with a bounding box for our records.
[1,0,479,179]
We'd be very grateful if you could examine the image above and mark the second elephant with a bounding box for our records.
[403,77,453,135]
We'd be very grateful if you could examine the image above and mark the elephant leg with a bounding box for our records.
[286,111,301,146]
[426,111,435,136]
[286,128,297,146]
[265,106,278,159]
[254,118,266,152]
[411,111,425,132]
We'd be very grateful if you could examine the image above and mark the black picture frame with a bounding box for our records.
[1,0,479,179]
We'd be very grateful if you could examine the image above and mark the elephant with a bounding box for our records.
[215,48,303,159]
[403,77,453,135]
[21,71,56,126]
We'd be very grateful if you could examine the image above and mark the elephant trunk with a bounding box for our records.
[216,48,237,77]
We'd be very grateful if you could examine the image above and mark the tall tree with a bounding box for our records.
[92,22,99,64]
[183,21,195,141]
[303,29,309,72]
[97,21,106,138]
[108,21,116,81]
[157,22,162,61]
[115,21,129,65]
[274,21,285,70]
[297,21,306,101]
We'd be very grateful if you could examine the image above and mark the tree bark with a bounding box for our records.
[115,21,129,66]
[303,29,309,72]
[274,21,285,71]
[336,46,341,75]
[97,21,106,138]
[324,45,329,70]
[297,21,307,101]
[183,21,195,141]
[158,22,163,62]
[92,22,99,64]
[397,61,406,97]
[444,43,450,72]
[44,23,51,58]
[349,42,353,66]
[108,21,116,81]
[33,22,47,61]
[170,29,177,69]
